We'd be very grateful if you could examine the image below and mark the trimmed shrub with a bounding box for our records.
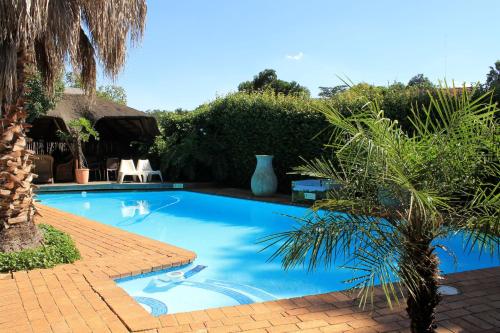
[152,84,446,192]
[154,92,329,192]
[326,83,431,132]
[0,224,81,272]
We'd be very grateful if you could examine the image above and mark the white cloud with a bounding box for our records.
[285,52,304,61]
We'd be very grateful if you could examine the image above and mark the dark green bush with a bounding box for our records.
[381,84,431,131]
[325,83,431,132]
[0,224,81,272]
[154,92,329,192]
[152,84,462,193]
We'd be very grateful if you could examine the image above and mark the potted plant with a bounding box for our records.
[57,117,99,184]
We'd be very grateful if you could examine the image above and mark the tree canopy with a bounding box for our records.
[64,72,83,88]
[25,71,64,123]
[96,85,127,105]
[407,74,434,88]
[485,60,500,102]
[0,1,146,102]
[65,71,127,105]
[238,69,310,97]
[318,85,348,98]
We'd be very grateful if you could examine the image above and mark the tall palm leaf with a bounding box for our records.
[263,85,499,333]
[0,1,146,251]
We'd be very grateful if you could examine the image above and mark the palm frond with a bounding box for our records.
[343,221,405,308]
[0,0,147,101]
[269,82,499,312]
[458,183,500,257]
[292,156,340,181]
[80,0,146,79]
[260,210,378,271]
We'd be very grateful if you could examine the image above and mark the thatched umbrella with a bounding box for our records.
[0,1,146,252]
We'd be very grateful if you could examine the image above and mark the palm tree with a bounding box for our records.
[0,1,146,252]
[263,87,499,333]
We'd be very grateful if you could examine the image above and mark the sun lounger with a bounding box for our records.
[291,179,338,202]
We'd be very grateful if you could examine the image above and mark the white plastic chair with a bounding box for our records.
[117,159,143,183]
[137,159,163,182]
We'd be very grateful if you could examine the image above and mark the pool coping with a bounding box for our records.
[35,181,214,193]
[1,191,498,332]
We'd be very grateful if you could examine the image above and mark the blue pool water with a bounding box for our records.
[38,190,499,315]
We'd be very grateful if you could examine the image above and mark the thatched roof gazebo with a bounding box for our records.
[29,88,159,142]
[28,88,159,182]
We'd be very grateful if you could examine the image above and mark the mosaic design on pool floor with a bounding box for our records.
[131,264,277,316]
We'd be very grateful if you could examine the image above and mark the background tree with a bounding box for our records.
[238,69,310,96]
[0,1,146,252]
[247,69,277,89]
[66,72,127,105]
[318,85,348,98]
[25,71,65,123]
[64,71,83,88]
[263,87,499,333]
[407,74,434,89]
[96,85,127,105]
[172,108,190,114]
[148,108,191,119]
[485,61,500,87]
[485,60,500,103]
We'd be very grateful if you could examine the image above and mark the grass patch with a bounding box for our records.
[0,224,81,272]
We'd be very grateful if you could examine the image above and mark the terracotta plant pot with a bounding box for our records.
[75,168,89,184]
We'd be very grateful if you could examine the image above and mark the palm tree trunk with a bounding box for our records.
[404,241,441,333]
[76,139,83,169]
[0,47,42,252]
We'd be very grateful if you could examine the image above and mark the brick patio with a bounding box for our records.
[0,202,498,332]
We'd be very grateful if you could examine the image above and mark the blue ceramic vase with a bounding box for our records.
[251,155,278,196]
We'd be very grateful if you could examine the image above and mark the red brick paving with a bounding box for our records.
[0,205,196,332]
[0,199,497,332]
[155,270,500,333]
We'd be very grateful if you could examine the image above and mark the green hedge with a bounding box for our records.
[152,85,437,192]
[154,92,330,192]
[0,224,81,272]
[327,83,432,131]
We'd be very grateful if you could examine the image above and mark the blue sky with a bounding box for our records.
[97,0,500,111]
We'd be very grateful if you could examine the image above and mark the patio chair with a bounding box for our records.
[87,157,102,181]
[55,158,74,182]
[117,159,143,183]
[137,159,163,182]
[32,155,54,184]
[106,158,120,181]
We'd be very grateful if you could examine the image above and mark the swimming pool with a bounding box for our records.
[38,190,499,316]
